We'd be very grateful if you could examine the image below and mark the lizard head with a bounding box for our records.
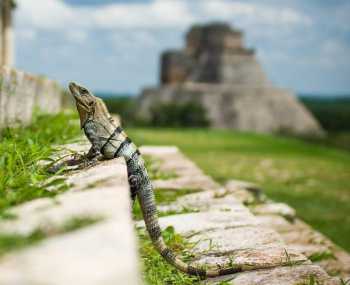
[69,82,117,131]
[69,82,98,128]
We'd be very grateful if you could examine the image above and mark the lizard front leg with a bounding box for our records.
[79,146,103,169]
[80,120,105,169]
[47,155,85,173]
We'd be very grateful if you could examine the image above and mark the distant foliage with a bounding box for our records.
[301,96,350,131]
[149,101,210,127]
[102,96,210,127]
[101,95,350,131]
[102,96,138,126]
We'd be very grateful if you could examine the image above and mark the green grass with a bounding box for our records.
[0,111,80,215]
[308,251,335,263]
[305,131,350,152]
[128,128,350,251]
[137,226,200,285]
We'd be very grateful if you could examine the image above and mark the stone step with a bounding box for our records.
[224,178,350,280]
[141,146,344,284]
[140,146,220,191]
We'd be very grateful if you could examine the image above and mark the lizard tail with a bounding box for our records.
[132,155,241,278]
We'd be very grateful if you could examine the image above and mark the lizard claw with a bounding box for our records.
[80,157,99,169]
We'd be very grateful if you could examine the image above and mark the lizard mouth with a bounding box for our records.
[69,82,80,97]
[69,82,86,106]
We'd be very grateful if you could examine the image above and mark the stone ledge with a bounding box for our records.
[0,220,140,285]
[0,141,141,285]
[225,179,350,280]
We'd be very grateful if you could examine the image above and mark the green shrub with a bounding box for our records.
[101,96,138,126]
[0,111,80,214]
[301,96,350,131]
[149,101,210,127]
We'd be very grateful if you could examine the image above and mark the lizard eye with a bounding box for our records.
[80,88,88,94]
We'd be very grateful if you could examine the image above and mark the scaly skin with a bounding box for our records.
[68,82,241,278]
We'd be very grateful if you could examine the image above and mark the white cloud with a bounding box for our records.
[15,0,313,51]
[15,0,196,46]
[16,0,76,30]
[16,0,195,31]
[16,0,311,32]
[198,0,312,26]
[319,40,350,68]
[93,0,195,29]
[14,0,349,93]
[65,30,88,44]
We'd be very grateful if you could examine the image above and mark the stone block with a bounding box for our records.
[251,203,296,221]
[193,247,308,273]
[188,226,285,255]
[0,68,63,129]
[207,265,340,285]
[137,211,259,236]
[0,141,141,285]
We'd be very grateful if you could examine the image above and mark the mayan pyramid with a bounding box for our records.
[138,23,323,136]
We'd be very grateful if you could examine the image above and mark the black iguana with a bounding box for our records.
[65,82,240,278]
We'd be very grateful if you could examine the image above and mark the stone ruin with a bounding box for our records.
[138,23,324,136]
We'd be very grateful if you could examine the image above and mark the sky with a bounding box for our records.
[14,0,350,95]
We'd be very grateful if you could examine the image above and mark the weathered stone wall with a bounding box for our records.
[0,66,63,128]
[139,83,323,136]
[161,23,260,85]
[186,23,244,56]
[161,50,193,84]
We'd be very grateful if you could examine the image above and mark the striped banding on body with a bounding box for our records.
[114,137,132,158]
[148,224,162,240]
[100,126,123,155]
[126,149,141,163]
[187,266,207,278]
[218,267,241,275]
[160,248,176,261]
